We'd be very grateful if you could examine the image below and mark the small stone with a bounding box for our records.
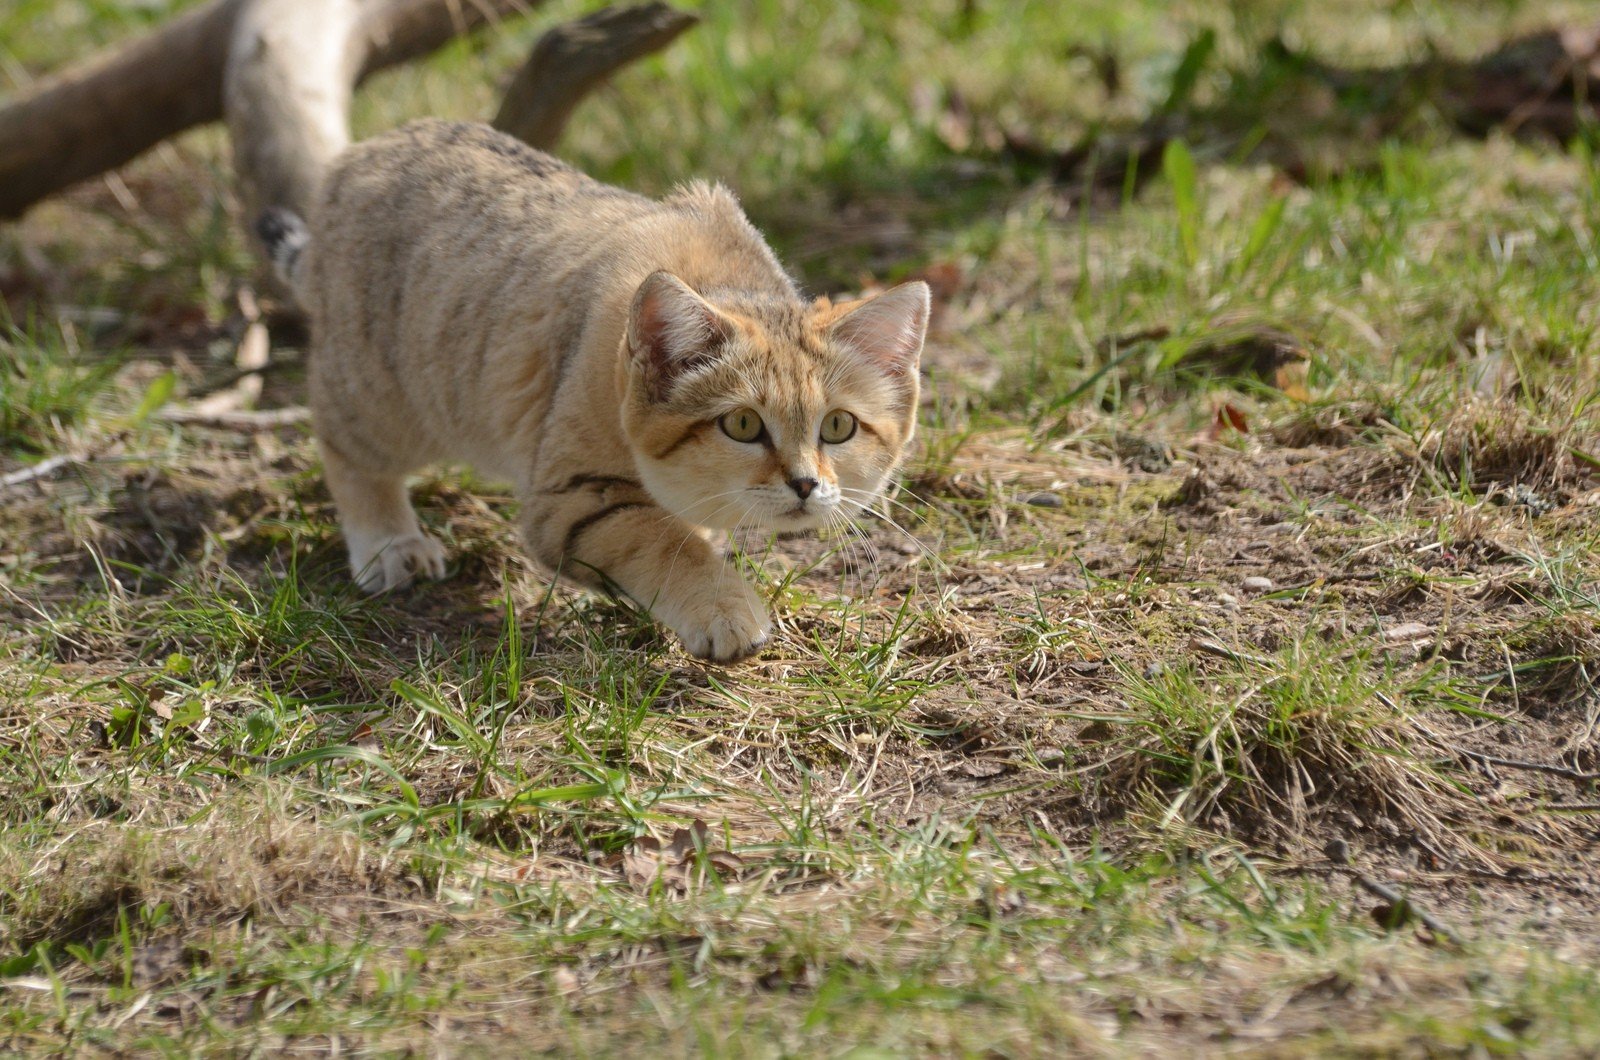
[1495,484,1554,516]
[1241,575,1274,594]
[1216,593,1239,608]
[1381,621,1433,644]
[1024,491,1064,509]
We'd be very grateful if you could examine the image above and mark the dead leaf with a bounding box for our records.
[957,758,1012,779]
[619,820,744,894]
[348,721,378,750]
[1205,402,1251,441]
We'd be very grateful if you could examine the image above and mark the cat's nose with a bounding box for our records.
[788,477,818,500]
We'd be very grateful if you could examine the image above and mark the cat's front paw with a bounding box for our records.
[348,533,447,594]
[672,588,772,663]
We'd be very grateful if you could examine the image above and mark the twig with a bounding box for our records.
[0,453,77,492]
[1454,748,1600,783]
[188,290,270,416]
[1538,802,1600,812]
[1271,570,1391,595]
[156,406,310,430]
[1324,838,1462,946]
[1189,637,1274,667]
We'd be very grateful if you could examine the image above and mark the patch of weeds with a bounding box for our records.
[1408,399,1591,497]
[0,316,119,455]
[144,562,386,700]
[1097,634,1494,857]
[1270,397,1404,448]
[0,791,407,964]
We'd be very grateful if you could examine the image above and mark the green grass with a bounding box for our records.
[0,316,121,454]
[5,0,1600,1053]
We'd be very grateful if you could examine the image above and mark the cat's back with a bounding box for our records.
[300,121,657,398]
[309,119,649,261]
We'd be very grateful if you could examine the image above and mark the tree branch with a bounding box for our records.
[493,2,698,151]
[0,0,532,219]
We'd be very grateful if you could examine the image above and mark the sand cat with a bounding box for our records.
[259,120,928,662]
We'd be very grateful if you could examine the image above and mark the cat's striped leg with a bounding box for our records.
[530,493,769,662]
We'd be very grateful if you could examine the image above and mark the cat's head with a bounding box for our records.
[620,272,929,532]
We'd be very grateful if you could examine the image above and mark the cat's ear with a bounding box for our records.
[627,271,732,397]
[827,281,930,377]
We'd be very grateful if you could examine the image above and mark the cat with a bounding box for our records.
[259,119,929,662]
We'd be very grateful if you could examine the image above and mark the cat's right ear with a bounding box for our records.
[627,271,732,399]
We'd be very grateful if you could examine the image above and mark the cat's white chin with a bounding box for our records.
[767,505,832,530]
[709,502,835,533]
[721,505,834,532]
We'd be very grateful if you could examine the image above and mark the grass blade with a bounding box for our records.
[1163,139,1200,267]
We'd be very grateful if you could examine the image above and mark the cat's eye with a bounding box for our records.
[720,407,764,443]
[819,410,858,444]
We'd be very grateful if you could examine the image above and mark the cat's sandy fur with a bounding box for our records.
[288,119,928,661]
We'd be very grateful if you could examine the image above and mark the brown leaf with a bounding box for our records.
[1205,403,1251,442]
[663,819,710,862]
[621,835,664,892]
[708,850,745,874]
[619,821,743,894]
[348,721,379,750]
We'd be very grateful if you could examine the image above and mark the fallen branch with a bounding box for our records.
[0,0,537,220]
[225,0,699,276]
[493,2,699,150]
[156,406,310,430]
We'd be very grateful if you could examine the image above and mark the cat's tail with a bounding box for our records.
[255,207,310,293]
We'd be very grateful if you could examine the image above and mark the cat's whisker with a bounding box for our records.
[837,486,940,567]
[683,486,767,528]
[663,493,761,599]
[838,484,930,529]
[828,506,883,588]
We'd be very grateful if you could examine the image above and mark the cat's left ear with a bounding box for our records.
[628,271,733,398]
[827,281,930,378]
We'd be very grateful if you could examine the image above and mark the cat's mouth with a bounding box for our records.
[748,502,828,530]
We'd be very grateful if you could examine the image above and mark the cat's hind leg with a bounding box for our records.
[320,440,446,594]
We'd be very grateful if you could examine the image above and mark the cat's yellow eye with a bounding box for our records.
[819,410,858,444]
[719,407,764,443]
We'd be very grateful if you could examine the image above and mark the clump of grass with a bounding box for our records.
[1095,636,1501,860]
[1269,398,1402,448]
[0,790,407,972]
[1413,399,1591,495]
[0,317,119,455]
[133,563,386,701]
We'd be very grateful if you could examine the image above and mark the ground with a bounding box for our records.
[4,0,1600,1054]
